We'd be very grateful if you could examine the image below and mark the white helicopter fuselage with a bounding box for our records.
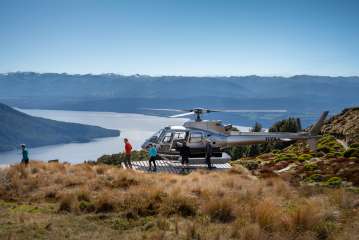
[141,111,328,163]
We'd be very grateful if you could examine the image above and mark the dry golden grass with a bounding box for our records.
[0,161,358,240]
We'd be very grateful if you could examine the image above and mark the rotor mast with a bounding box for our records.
[194,109,203,121]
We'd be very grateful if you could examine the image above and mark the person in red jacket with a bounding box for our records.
[123,138,133,169]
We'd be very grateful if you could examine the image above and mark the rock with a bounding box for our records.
[273,161,289,170]
[309,157,321,162]
[48,159,59,163]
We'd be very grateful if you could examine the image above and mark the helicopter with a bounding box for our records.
[141,108,329,164]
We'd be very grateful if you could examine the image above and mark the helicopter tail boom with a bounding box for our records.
[309,111,329,135]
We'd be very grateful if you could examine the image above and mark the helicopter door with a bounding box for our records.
[158,131,173,153]
[188,131,205,157]
[171,131,188,151]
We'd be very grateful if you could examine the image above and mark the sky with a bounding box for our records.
[0,0,359,76]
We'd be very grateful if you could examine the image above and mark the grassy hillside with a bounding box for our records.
[0,162,358,239]
[0,103,120,152]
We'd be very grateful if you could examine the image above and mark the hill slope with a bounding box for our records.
[0,103,120,152]
[0,162,358,239]
[321,107,359,144]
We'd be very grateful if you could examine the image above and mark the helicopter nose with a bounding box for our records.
[141,141,149,149]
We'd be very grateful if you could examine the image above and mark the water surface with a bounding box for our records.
[0,109,187,164]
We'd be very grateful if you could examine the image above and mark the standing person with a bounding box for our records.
[205,140,213,169]
[148,144,157,172]
[21,144,29,165]
[179,141,190,173]
[123,138,133,169]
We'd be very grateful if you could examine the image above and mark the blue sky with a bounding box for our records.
[0,0,358,76]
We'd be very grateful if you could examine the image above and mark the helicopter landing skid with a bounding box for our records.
[128,159,231,174]
[158,152,231,165]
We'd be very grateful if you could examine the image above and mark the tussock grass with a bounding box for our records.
[0,161,358,239]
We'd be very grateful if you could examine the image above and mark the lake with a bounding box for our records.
[0,109,187,164]
[0,109,251,165]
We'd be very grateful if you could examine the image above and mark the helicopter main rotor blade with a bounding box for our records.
[141,108,188,112]
[169,112,195,118]
[211,109,287,113]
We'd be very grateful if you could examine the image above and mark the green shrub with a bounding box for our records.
[326,152,342,158]
[317,135,344,153]
[79,201,95,213]
[349,143,359,148]
[97,150,149,165]
[315,151,325,157]
[343,148,359,158]
[317,135,336,145]
[275,153,297,162]
[242,160,259,170]
[298,154,312,162]
[304,163,318,171]
[326,177,342,188]
[305,174,323,182]
[317,146,332,154]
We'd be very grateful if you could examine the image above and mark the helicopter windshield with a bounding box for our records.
[149,129,164,143]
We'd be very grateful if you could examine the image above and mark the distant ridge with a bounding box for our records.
[0,72,358,127]
[0,102,120,152]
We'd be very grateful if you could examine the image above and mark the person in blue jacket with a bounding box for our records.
[21,144,29,165]
[148,144,158,172]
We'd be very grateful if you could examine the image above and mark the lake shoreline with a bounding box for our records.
[0,109,188,164]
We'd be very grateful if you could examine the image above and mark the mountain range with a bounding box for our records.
[0,72,358,127]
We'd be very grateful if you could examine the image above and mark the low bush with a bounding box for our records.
[97,150,149,165]
[58,194,77,213]
[79,200,95,213]
[254,199,280,231]
[298,154,312,162]
[326,177,342,188]
[122,188,166,217]
[160,191,197,217]
[203,197,235,223]
[317,146,332,154]
[327,152,343,158]
[343,148,359,158]
[274,152,298,163]
[306,174,323,182]
[304,163,318,171]
[95,193,116,213]
[242,160,259,170]
[349,143,359,148]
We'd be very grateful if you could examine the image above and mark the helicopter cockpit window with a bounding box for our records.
[189,132,203,143]
[173,132,186,140]
[149,129,164,143]
[153,129,164,138]
[162,132,173,143]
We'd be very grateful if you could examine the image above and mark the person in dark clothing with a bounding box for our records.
[179,142,190,172]
[205,140,213,169]
[21,144,29,165]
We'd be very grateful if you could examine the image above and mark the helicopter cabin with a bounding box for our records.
[146,126,222,158]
